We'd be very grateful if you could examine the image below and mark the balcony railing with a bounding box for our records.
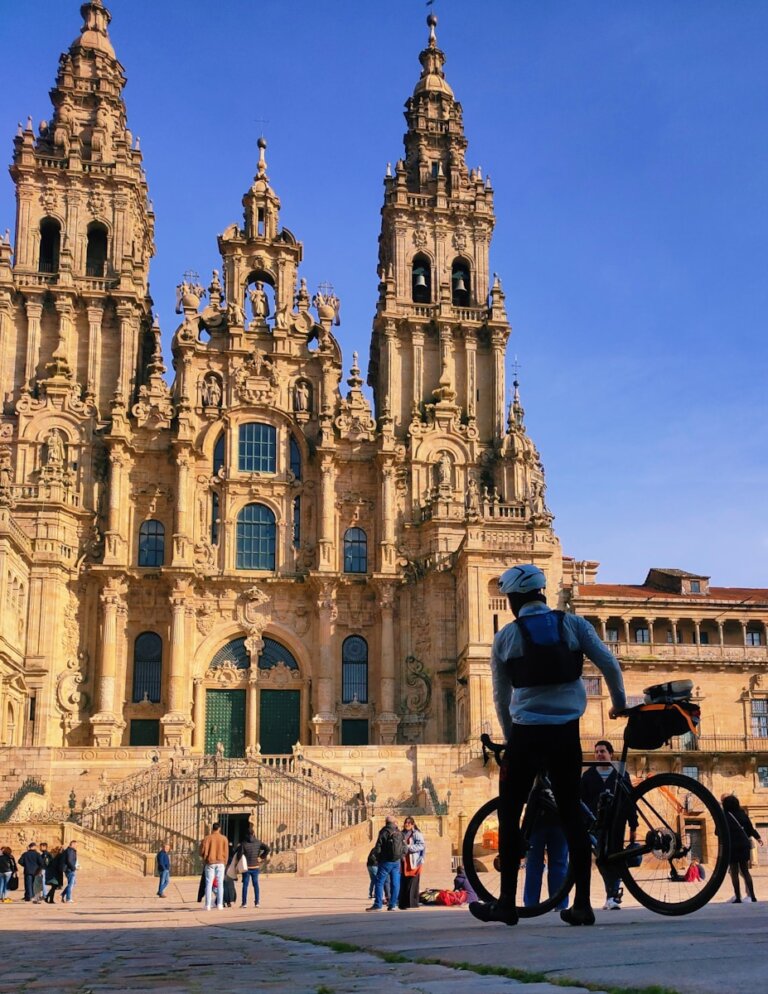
[606,642,768,664]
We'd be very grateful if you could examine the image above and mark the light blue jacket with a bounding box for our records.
[491,602,626,737]
[404,828,426,868]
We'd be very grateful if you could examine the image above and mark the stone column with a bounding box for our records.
[717,621,724,647]
[465,327,477,420]
[85,299,104,399]
[412,326,424,412]
[623,619,631,644]
[23,294,43,392]
[491,329,505,438]
[103,446,129,564]
[90,582,127,746]
[693,621,700,646]
[172,447,192,566]
[162,583,192,746]
[382,319,396,414]
[599,619,608,640]
[373,582,400,744]
[646,618,655,645]
[0,299,12,392]
[311,581,337,745]
[115,302,138,405]
[670,619,679,646]
[380,463,396,572]
[192,677,205,751]
[318,456,336,571]
[247,670,259,751]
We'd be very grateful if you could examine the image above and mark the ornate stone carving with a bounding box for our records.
[205,660,246,684]
[237,584,271,635]
[232,348,278,405]
[403,655,432,714]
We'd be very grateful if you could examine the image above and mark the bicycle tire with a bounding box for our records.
[613,772,729,916]
[462,796,574,917]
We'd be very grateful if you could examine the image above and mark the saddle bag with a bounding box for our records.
[624,700,700,750]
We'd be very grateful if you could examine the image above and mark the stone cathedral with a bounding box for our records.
[2,4,767,846]
[0,5,561,760]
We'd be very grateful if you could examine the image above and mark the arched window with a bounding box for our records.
[138,520,165,567]
[451,258,471,307]
[342,635,368,703]
[132,632,162,703]
[236,503,276,570]
[210,636,250,669]
[289,435,301,480]
[85,222,108,277]
[292,495,301,548]
[213,433,225,476]
[239,422,276,473]
[210,491,220,545]
[412,253,432,303]
[39,218,61,274]
[259,637,299,671]
[343,527,368,574]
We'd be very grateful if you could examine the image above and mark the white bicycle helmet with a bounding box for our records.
[498,564,546,595]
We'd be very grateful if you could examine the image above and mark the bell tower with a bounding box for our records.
[4,0,154,415]
[368,14,509,442]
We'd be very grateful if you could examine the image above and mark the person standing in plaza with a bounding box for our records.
[44,847,64,904]
[366,814,405,912]
[0,846,16,902]
[722,794,763,903]
[398,817,426,909]
[581,740,637,910]
[156,843,171,899]
[60,840,78,903]
[235,824,270,908]
[37,842,51,903]
[469,564,627,928]
[199,822,228,911]
[19,843,43,903]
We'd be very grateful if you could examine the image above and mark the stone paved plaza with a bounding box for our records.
[0,868,766,994]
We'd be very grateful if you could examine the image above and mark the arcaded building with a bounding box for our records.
[0,4,765,863]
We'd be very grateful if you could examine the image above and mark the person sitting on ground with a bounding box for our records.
[453,864,477,904]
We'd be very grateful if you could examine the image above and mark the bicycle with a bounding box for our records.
[462,680,730,917]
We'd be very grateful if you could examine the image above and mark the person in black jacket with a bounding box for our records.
[722,794,763,903]
[60,841,78,903]
[581,740,637,910]
[0,846,16,902]
[45,847,65,904]
[18,843,43,902]
[235,826,270,908]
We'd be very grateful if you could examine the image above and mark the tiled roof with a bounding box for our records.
[575,584,768,605]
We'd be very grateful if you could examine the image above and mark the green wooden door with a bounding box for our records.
[205,689,246,757]
[259,690,300,754]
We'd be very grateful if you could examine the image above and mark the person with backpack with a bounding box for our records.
[469,564,627,928]
[722,794,763,903]
[366,815,405,912]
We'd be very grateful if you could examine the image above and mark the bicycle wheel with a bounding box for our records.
[613,772,729,915]
[462,797,573,917]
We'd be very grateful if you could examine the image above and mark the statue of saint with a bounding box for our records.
[202,376,222,407]
[249,281,270,321]
[437,452,451,487]
[293,380,310,413]
[46,428,66,467]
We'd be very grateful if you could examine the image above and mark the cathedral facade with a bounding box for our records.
[0,5,562,761]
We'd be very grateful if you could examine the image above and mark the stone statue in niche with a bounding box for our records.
[201,375,222,408]
[466,477,481,517]
[249,282,270,322]
[436,452,451,489]
[293,380,310,413]
[46,428,66,467]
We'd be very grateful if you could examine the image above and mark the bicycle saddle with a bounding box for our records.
[642,679,694,704]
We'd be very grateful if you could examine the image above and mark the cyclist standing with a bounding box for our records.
[469,564,627,927]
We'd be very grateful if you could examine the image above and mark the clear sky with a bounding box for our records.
[1,1,766,586]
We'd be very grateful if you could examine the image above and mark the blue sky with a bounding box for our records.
[1,1,766,586]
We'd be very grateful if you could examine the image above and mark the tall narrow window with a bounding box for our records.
[39,218,61,274]
[342,635,368,703]
[451,258,471,306]
[412,253,431,303]
[85,222,108,277]
[138,519,165,567]
[210,491,220,545]
[289,436,301,480]
[751,699,768,738]
[213,433,225,476]
[343,527,367,573]
[239,423,276,473]
[293,496,301,548]
[236,503,276,570]
[132,632,162,703]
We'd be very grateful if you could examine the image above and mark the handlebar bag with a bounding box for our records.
[624,701,700,750]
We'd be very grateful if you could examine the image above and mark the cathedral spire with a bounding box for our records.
[243,137,281,241]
